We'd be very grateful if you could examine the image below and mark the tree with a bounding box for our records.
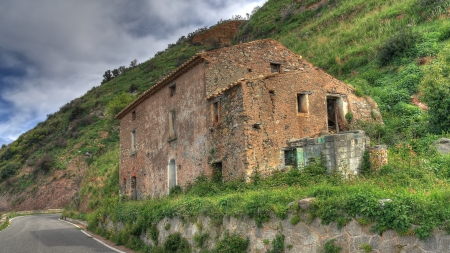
[118,66,127,75]
[112,68,119,77]
[130,59,138,68]
[421,43,450,133]
[102,70,112,84]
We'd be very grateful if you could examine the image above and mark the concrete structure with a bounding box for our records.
[116,39,380,199]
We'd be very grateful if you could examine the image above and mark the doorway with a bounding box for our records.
[327,97,339,133]
[212,162,223,182]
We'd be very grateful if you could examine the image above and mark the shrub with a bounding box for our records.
[213,232,249,253]
[377,29,417,66]
[36,154,53,172]
[0,162,19,180]
[321,239,342,253]
[106,93,135,118]
[163,233,190,253]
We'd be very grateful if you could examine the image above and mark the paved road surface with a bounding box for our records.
[0,214,120,253]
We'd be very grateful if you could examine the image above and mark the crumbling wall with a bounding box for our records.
[204,39,308,97]
[239,69,379,176]
[119,63,210,199]
[207,85,247,180]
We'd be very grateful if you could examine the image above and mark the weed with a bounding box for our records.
[321,239,342,253]
[359,243,372,252]
[194,232,209,248]
[290,215,301,225]
[164,223,171,231]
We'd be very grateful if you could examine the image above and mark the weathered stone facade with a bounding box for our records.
[116,39,380,199]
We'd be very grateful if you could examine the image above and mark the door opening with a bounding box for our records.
[327,97,339,133]
[212,162,223,182]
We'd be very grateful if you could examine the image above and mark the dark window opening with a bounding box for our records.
[284,149,296,166]
[270,63,281,73]
[131,176,137,200]
[269,90,275,95]
[213,102,219,124]
[132,110,136,120]
[178,165,182,171]
[169,110,176,140]
[297,94,308,113]
[327,97,339,133]
[247,68,252,72]
[131,129,136,152]
[169,83,176,97]
[212,162,223,182]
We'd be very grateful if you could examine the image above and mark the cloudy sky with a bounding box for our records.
[0,0,266,146]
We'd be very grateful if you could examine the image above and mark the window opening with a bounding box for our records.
[297,94,309,113]
[270,63,281,73]
[131,129,136,152]
[169,110,176,140]
[213,102,219,123]
[131,176,137,200]
[168,159,177,190]
[327,97,339,133]
[212,162,223,182]
[169,83,176,97]
[284,149,296,166]
[123,178,127,194]
[132,110,136,120]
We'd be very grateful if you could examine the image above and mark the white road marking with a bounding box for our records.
[60,219,126,253]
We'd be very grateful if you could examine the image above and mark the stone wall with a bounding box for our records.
[208,85,248,180]
[101,213,450,253]
[289,131,369,175]
[204,39,306,97]
[119,63,211,199]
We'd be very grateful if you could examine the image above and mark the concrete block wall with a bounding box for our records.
[289,131,369,175]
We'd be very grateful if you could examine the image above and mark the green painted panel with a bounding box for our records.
[296,148,304,168]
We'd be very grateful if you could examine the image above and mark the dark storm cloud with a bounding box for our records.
[0,0,266,145]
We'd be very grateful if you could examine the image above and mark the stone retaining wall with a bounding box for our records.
[101,213,450,253]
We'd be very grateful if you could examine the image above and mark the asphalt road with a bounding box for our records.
[0,214,121,253]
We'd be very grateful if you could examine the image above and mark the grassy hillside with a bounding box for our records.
[3,0,450,250]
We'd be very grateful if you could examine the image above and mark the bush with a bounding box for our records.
[321,239,342,253]
[377,29,417,66]
[0,162,19,180]
[163,233,190,253]
[106,93,135,118]
[36,154,53,172]
[213,232,249,253]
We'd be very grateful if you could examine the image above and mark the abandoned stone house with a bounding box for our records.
[116,39,380,199]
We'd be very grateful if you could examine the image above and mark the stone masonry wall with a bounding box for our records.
[204,39,308,97]
[119,63,210,199]
[207,85,248,180]
[239,70,378,177]
[102,213,450,253]
[289,131,369,175]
